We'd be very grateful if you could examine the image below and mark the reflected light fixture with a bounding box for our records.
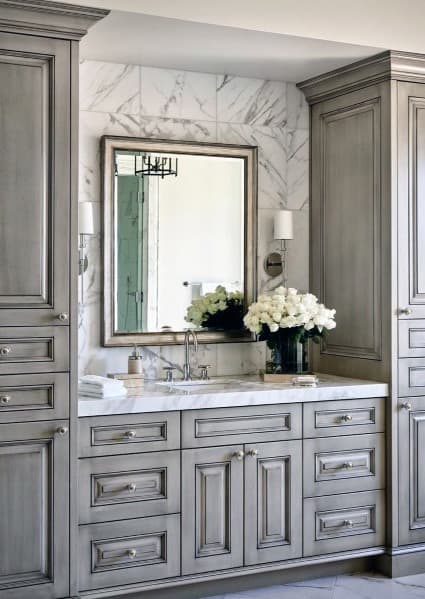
[135,154,178,179]
[264,210,294,286]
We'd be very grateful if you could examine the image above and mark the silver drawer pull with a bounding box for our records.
[401,402,412,410]
[342,462,354,469]
[399,307,412,315]
[57,312,69,322]
[340,414,353,422]
[127,549,137,559]
[127,483,137,493]
[0,346,11,357]
[232,450,245,461]
[0,395,11,405]
[343,519,354,527]
[56,426,68,436]
[246,448,259,457]
[124,430,136,440]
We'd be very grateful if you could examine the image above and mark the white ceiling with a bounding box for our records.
[79,11,381,82]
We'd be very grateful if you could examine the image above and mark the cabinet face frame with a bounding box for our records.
[0,420,69,599]
[0,33,70,327]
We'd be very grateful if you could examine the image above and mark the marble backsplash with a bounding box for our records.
[78,61,309,379]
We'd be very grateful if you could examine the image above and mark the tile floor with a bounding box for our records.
[201,572,425,598]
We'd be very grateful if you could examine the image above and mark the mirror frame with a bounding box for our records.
[101,136,257,347]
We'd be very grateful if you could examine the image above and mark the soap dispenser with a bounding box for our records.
[128,345,143,374]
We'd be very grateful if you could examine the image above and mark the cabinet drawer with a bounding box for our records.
[182,403,301,448]
[303,490,385,556]
[79,515,180,591]
[79,450,180,524]
[0,327,68,374]
[0,372,68,422]
[303,397,385,437]
[399,320,425,357]
[303,433,385,497]
[79,412,180,457]
[399,359,425,397]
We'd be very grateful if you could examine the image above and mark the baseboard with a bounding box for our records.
[375,544,425,577]
[80,549,383,599]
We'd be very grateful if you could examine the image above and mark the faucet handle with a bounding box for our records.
[163,367,176,383]
[198,365,211,380]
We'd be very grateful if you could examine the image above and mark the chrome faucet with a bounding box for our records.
[183,329,198,381]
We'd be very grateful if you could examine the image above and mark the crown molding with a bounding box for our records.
[0,0,109,40]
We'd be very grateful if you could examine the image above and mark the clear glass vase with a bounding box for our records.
[266,329,309,375]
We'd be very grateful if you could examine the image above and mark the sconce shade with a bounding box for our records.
[79,202,94,235]
[274,210,293,240]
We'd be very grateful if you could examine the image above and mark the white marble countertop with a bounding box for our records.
[78,374,388,417]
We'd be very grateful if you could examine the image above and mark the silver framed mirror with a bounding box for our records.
[101,136,257,346]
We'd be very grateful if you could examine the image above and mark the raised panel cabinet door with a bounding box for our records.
[399,396,425,544]
[0,33,70,326]
[0,420,69,599]
[244,440,302,565]
[182,445,244,575]
[398,82,425,319]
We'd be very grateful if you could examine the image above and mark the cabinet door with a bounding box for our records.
[0,33,70,327]
[244,440,302,565]
[0,420,69,599]
[182,445,244,575]
[399,396,425,544]
[398,82,425,320]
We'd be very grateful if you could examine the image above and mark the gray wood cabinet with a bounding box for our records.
[0,420,69,599]
[399,397,425,545]
[244,440,302,565]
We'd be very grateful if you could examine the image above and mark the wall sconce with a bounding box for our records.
[264,210,294,286]
[79,202,95,303]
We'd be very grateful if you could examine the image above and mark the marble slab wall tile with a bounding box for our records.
[78,60,310,377]
[217,75,286,127]
[141,67,217,121]
[80,60,140,115]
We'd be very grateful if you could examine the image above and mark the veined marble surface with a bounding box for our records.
[78,374,388,417]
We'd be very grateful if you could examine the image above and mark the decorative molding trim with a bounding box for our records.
[0,0,109,40]
[298,51,425,104]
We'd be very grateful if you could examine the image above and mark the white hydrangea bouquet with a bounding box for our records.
[186,286,244,330]
[244,287,336,374]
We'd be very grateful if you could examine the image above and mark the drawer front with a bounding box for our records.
[0,372,68,422]
[303,433,385,496]
[182,403,302,448]
[303,397,385,438]
[399,359,425,397]
[79,515,180,591]
[79,412,180,457]
[79,450,180,523]
[0,327,68,374]
[303,490,385,556]
[399,320,425,358]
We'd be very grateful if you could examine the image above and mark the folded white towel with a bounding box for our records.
[79,375,125,390]
[78,385,127,399]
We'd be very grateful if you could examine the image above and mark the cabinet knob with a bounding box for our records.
[0,346,11,357]
[343,519,354,527]
[342,462,354,469]
[57,312,69,322]
[247,448,259,457]
[401,402,412,410]
[125,430,136,440]
[56,426,68,436]
[399,307,412,315]
[127,549,137,559]
[340,414,353,422]
[232,450,245,461]
[0,395,11,405]
[127,483,137,493]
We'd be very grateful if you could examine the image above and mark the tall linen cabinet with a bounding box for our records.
[0,2,107,598]
[299,50,425,576]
